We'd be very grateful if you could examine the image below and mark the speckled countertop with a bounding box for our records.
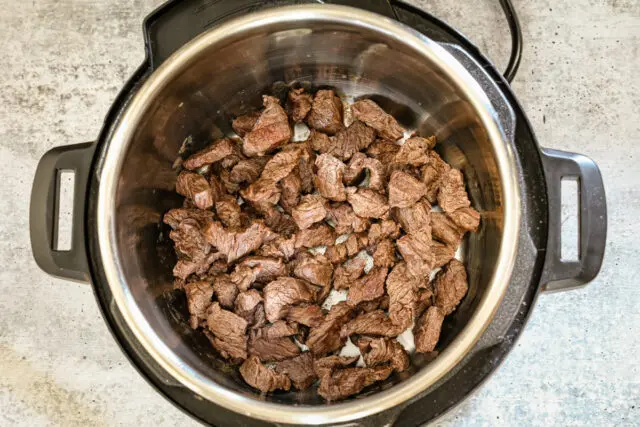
[0,0,638,425]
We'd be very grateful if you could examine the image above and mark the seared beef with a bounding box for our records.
[372,239,396,268]
[234,289,263,322]
[343,153,385,191]
[183,138,237,170]
[346,187,389,219]
[448,206,480,232]
[367,140,400,168]
[392,200,431,235]
[307,302,354,355]
[344,233,368,257]
[314,355,359,377]
[386,262,417,331]
[212,275,239,309]
[230,157,269,184]
[397,229,434,279]
[249,327,300,362]
[259,147,303,183]
[275,352,317,390]
[257,235,297,260]
[394,136,436,166]
[206,302,248,360]
[163,208,214,230]
[327,121,377,161]
[184,281,214,329]
[232,112,261,137]
[333,257,367,290]
[421,151,451,203]
[367,219,401,244]
[414,306,444,353]
[173,252,221,280]
[169,219,211,262]
[239,179,281,212]
[294,223,336,249]
[215,196,243,228]
[263,277,318,323]
[175,171,214,210]
[293,253,334,301]
[307,89,344,135]
[327,203,370,235]
[204,221,277,263]
[388,170,427,208]
[358,337,410,372]
[317,365,393,401]
[280,171,302,213]
[434,259,468,315]
[315,154,347,202]
[351,99,404,141]
[288,88,313,122]
[243,95,292,157]
[432,241,456,269]
[240,355,291,392]
[431,212,464,247]
[287,304,325,328]
[415,287,434,319]
[254,320,299,340]
[292,194,329,230]
[437,169,471,213]
[263,208,298,237]
[341,310,402,338]
[325,243,349,265]
[347,267,388,306]
[231,256,287,291]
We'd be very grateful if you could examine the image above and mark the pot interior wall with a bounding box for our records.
[112,18,504,405]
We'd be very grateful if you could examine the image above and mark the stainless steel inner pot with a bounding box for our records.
[96,5,520,424]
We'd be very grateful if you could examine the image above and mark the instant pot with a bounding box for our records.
[30,1,607,425]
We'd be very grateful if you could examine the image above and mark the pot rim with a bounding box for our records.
[96,5,521,424]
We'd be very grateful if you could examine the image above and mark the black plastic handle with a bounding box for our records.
[540,148,607,292]
[143,0,397,69]
[30,143,95,283]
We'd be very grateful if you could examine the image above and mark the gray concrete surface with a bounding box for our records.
[0,0,638,425]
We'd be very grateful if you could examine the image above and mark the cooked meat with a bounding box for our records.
[287,304,325,328]
[257,235,297,260]
[327,203,370,235]
[172,252,221,280]
[367,140,400,166]
[234,289,263,322]
[388,170,427,208]
[184,281,214,329]
[219,169,242,195]
[230,157,269,184]
[333,256,367,290]
[175,171,214,210]
[414,306,444,353]
[327,120,377,161]
[392,200,431,235]
[288,87,313,122]
[292,194,329,230]
[341,310,402,338]
[307,89,344,135]
[394,136,436,166]
[343,152,385,191]
[183,138,237,170]
[259,147,303,184]
[243,95,292,157]
[294,223,336,249]
[262,208,298,237]
[169,218,211,262]
[231,256,287,291]
[206,302,248,360]
[215,195,243,228]
[307,302,354,355]
[240,355,291,392]
[315,154,347,202]
[352,99,404,141]
[293,252,334,300]
[372,239,396,268]
[434,259,468,315]
[386,262,417,331]
[253,320,298,340]
[314,355,359,377]
[421,151,451,203]
[432,241,456,269]
[431,212,464,247]
[280,171,302,213]
[359,337,410,372]
[275,352,317,390]
[317,365,393,401]
[346,187,389,219]
[263,277,318,323]
[344,233,368,257]
[367,219,401,244]
[212,275,239,309]
[163,208,214,229]
[239,179,281,211]
[415,287,433,318]
[232,112,261,137]
[249,329,300,362]
[347,267,388,306]
[325,243,348,264]
[397,229,435,279]
[308,129,332,153]
[204,221,277,263]
[448,206,481,232]
[437,169,471,213]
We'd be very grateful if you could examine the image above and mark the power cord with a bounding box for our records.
[499,0,523,82]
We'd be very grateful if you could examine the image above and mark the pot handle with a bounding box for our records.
[30,142,95,283]
[143,0,397,69]
[540,148,607,292]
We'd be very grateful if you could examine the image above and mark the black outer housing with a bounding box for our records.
[28,0,606,426]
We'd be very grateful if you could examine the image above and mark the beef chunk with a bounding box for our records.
[432,241,456,269]
[262,208,298,237]
[183,138,236,170]
[325,243,348,265]
[434,259,468,315]
[215,196,243,228]
[275,352,317,390]
[173,252,221,280]
[388,170,427,208]
[367,140,400,166]
[332,121,378,161]
[344,233,369,258]
[367,219,401,244]
[176,171,214,210]
[257,235,297,260]
[415,287,433,318]
[219,169,242,195]
[239,179,281,211]
[307,89,344,135]
[358,337,410,372]
[431,212,464,247]
[184,281,214,329]
[327,203,370,235]
[240,355,291,392]
[249,325,300,362]
[307,302,354,355]
[263,277,318,323]
[352,99,404,141]
[243,95,292,157]
[397,229,434,279]
[373,239,396,268]
[392,200,431,235]
[254,320,299,340]
[341,310,402,338]
[206,302,248,360]
[343,153,385,191]
[234,289,263,322]
[230,157,268,184]
[204,221,277,263]
[232,112,261,137]
[163,208,214,230]
[414,306,444,353]
[259,147,303,183]
[308,129,332,153]
[315,154,347,202]
[294,223,336,249]
[212,275,239,309]
[421,151,451,203]
[449,206,480,232]
[288,88,313,122]
[394,136,436,166]
[169,218,211,262]
[386,262,417,331]
[292,194,329,230]
[293,253,334,301]
[347,267,388,306]
[346,187,389,219]
[317,365,393,401]
[280,172,302,213]
[314,355,359,377]
[333,257,367,290]
[231,256,287,291]
[286,304,325,328]
[437,169,471,213]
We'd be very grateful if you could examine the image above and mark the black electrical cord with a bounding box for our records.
[499,0,523,83]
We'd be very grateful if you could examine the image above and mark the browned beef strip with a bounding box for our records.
[280,171,302,213]
[434,259,468,315]
[392,200,431,235]
[341,310,403,338]
[175,171,214,210]
[215,195,243,229]
[206,302,248,360]
[234,289,263,322]
[386,262,418,331]
[286,304,325,328]
[239,355,291,392]
[263,277,318,323]
[347,267,388,306]
[358,337,410,372]
[448,206,481,232]
[293,253,334,301]
[183,138,237,170]
[232,112,261,137]
[243,96,292,157]
[184,281,214,329]
[317,365,393,401]
[351,99,405,141]
[432,241,456,269]
[288,87,313,122]
[307,89,344,135]
[163,208,214,230]
[249,331,300,362]
[388,170,427,208]
[169,218,211,262]
[421,151,451,203]
[333,257,367,290]
[231,256,287,291]
[414,306,444,353]
[394,136,436,166]
[315,154,347,202]
[294,223,336,249]
[372,239,397,268]
[327,203,370,235]
[346,187,389,219]
[415,287,434,319]
[343,152,385,192]
[275,352,317,390]
[307,302,354,355]
[314,355,359,378]
[397,229,435,280]
[437,169,471,213]
[431,212,464,247]
[292,194,329,230]
[211,275,239,309]
[203,221,277,263]
[229,157,269,184]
